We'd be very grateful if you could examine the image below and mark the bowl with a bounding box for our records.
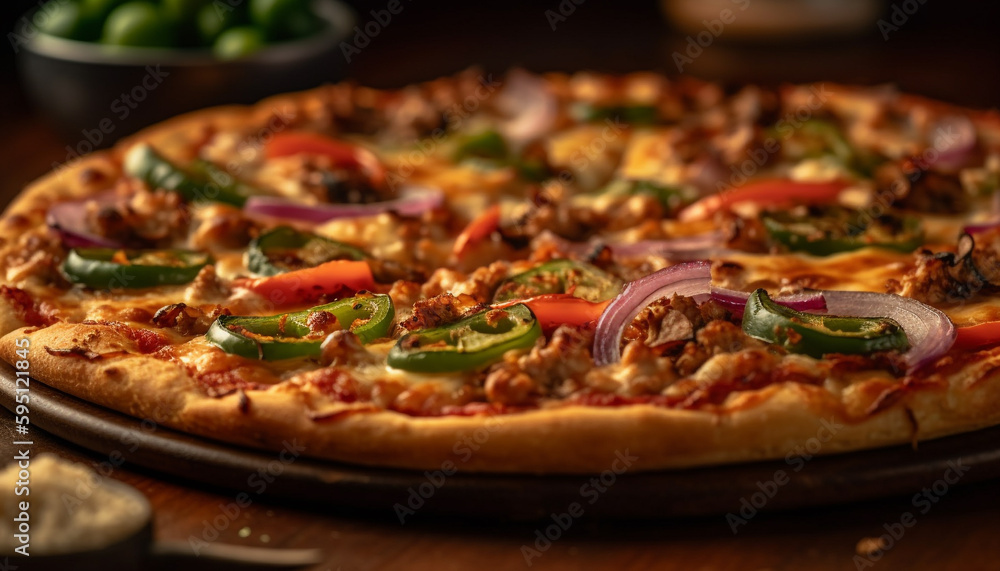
[15,0,356,152]
[5,474,153,571]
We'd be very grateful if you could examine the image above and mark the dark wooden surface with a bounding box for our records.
[5,403,1000,571]
[9,371,1000,526]
[4,1,1000,568]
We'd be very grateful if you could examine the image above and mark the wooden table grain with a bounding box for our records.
[4,1,1000,568]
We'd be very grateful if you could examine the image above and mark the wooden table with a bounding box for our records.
[4,406,1000,571]
[4,0,1000,568]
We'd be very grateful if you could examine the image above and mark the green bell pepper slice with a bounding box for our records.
[599,179,698,211]
[187,159,263,203]
[206,293,395,360]
[453,130,508,162]
[62,248,212,289]
[452,130,552,181]
[762,208,924,256]
[123,144,255,207]
[493,259,622,303]
[780,119,853,162]
[571,103,658,124]
[741,289,909,359]
[628,181,689,210]
[387,304,541,373]
[247,226,368,277]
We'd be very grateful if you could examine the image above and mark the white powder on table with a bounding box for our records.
[0,454,149,555]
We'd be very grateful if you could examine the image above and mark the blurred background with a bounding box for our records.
[0,0,998,202]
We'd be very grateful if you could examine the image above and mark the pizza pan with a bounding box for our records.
[4,366,1000,522]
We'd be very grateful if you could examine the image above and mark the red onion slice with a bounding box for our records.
[820,290,955,370]
[593,261,712,366]
[46,193,124,249]
[968,192,1000,233]
[930,115,977,171]
[963,221,1000,235]
[243,187,444,224]
[710,286,827,318]
[496,69,558,150]
[534,230,728,261]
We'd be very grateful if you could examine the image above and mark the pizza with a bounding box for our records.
[3,69,1000,474]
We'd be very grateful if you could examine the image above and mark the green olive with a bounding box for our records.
[39,2,89,40]
[162,0,210,21]
[81,0,129,21]
[101,2,173,47]
[196,2,242,44]
[249,0,308,39]
[213,25,264,59]
[281,8,323,39]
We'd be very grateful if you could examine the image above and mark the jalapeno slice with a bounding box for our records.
[452,130,552,182]
[206,293,394,360]
[493,260,623,303]
[62,248,212,289]
[600,179,697,212]
[124,144,256,207]
[762,207,924,256]
[453,130,508,163]
[571,103,658,124]
[247,226,368,277]
[387,304,541,373]
[777,119,853,162]
[741,289,910,358]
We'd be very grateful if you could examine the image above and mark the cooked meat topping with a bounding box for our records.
[151,303,227,336]
[877,158,968,214]
[484,326,595,405]
[625,295,731,351]
[188,204,254,250]
[402,293,485,331]
[896,232,1000,303]
[320,331,376,366]
[91,189,188,247]
[185,265,230,304]
[675,320,766,377]
[306,310,340,335]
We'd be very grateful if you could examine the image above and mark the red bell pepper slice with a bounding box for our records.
[453,205,501,259]
[495,293,610,334]
[235,260,375,307]
[955,322,1000,351]
[679,179,852,222]
[266,132,386,189]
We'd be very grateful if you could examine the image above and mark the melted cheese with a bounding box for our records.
[717,249,912,292]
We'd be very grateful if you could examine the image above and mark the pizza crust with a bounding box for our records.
[6,322,1000,474]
